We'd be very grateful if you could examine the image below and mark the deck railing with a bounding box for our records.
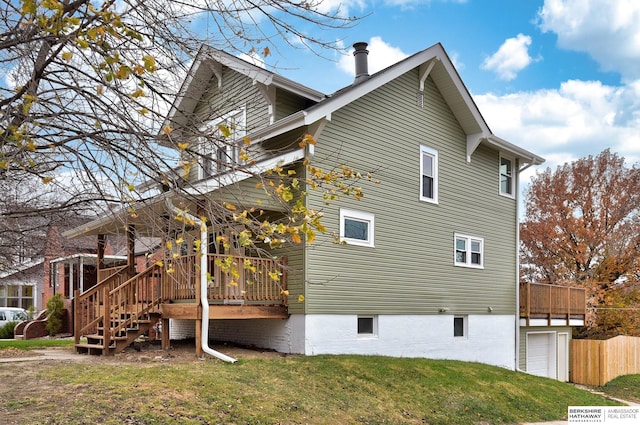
[520,282,586,326]
[164,254,288,305]
[75,254,288,347]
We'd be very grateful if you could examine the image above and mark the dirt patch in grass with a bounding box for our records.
[109,338,291,363]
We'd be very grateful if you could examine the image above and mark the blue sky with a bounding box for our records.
[253,0,640,190]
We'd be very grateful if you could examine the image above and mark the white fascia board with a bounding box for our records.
[205,46,325,102]
[49,253,127,264]
[486,135,545,167]
[0,258,45,279]
[185,148,306,195]
[62,192,174,239]
[272,75,326,102]
[247,111,307,145]
[520,319,584,327]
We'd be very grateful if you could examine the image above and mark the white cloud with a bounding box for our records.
[475,78,640,174]
[537,0,640,81]
[337,36,408,77]
[481,34,535,81]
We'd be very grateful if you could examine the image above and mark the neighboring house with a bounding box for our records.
[0,223,97,311]
[0,258,42,310]
[64,42,580,373]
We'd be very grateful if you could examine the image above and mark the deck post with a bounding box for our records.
[97,234,106,273]
[74,289,80,345]
[127,224,136,277]
[195,251,203,357]
[103,286,111,356]
[161,317,170,350]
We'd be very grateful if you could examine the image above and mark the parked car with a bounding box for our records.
[0,307,29,328]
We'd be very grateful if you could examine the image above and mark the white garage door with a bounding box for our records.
[527,332,556,379]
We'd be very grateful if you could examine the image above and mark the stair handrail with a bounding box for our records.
[106,263,165,341]
[74,265,131,345]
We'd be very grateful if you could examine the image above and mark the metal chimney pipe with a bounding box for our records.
[353,42,369,83]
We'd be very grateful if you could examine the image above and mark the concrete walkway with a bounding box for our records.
[0,348,92,363]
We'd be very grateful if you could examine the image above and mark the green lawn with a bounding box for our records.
[0,348,624,425]
[0,338,75,349]
[600,375,640,403]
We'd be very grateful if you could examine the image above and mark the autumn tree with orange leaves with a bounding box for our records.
[520,149,640,338]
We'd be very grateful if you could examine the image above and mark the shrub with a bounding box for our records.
[0,321,18,339]
[45,294,65,336]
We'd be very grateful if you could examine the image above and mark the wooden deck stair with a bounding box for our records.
[75,263,165,355]
[75,312,161,355]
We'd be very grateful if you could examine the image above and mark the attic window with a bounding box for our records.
[199,108,246,179]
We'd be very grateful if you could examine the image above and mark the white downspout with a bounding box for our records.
[165,199,237,363]
[515,165,523,372]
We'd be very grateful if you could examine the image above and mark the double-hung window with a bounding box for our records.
[200,108,246,179]
[454,234,484,268]
[500,155,514,197]
[340,209,374,247]
[420,145,438,203]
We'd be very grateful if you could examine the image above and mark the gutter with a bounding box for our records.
[164,199,237,363]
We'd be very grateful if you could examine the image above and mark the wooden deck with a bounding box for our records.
[74,254,288,355]
[520,282,586,326]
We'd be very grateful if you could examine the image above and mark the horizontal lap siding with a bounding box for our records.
[304,70,517,315]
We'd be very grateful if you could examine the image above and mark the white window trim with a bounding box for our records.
[357,315,378,338]
[199,107,246,179]
[499,154,515,199]
[420,145,439,204]
[339,209,375,247]
[454,315,468,339]
[454,233,484,269]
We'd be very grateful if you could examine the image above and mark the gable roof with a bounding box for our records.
[172,43,543,169]
[164,45,327,131]
[67,42,544,240]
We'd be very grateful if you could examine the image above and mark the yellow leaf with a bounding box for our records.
[178,142,189,150]
[131,88,145,98]
[281,290,289,296]
[263,46,271,57]
[156,261,164,267]
[142,55,157,72]
[243,136,251,145]
[162,126,173,135]
[42,176,53,184]
[223,202,237,211]
[96,85,104,96]
[298,294,305,303]
[176,237,184,244]
[291,232,301,244]
[21,0,36,14]
[61,51,73,62]
[166,241,173,249]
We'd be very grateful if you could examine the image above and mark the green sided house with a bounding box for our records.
[64,41,580,372]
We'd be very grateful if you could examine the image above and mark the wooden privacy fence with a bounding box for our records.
[571,335,640,386]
